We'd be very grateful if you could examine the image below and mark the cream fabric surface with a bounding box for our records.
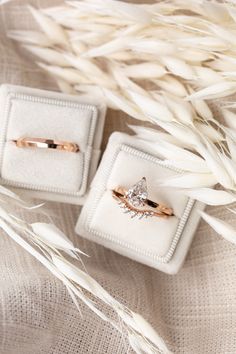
[0,2,236,354]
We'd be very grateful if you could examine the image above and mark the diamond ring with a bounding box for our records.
[112,177,174,219]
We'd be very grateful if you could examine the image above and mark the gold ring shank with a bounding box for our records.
[112,187,174,218]
[13,137,80,153]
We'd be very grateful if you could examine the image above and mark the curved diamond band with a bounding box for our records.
[112,177,174,219]
[13,137,80,153]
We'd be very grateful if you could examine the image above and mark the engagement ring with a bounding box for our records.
[112,177,174,219]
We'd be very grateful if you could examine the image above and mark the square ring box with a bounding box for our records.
[0,84,106,204]
[76,132,205,274]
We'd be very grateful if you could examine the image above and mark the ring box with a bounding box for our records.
[76,132,205,274]
[0,84,106,204]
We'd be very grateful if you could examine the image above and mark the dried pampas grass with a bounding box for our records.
[8,0,236,103]
[0,187,171,354]
[6,0,236,352]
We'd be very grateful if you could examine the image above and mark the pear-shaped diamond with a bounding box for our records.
[126,177,148,207]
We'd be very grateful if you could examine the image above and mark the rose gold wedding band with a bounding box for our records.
[12,137,80,153]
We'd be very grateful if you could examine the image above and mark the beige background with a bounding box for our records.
[0,1,236,353]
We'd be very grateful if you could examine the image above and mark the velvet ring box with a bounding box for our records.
[0,84,106,204]
[76,132,205,274]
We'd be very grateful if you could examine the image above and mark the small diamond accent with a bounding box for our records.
[125,177,148,208]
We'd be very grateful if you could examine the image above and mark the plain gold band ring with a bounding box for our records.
[12,137,80,153]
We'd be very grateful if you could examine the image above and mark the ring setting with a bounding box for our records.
[112,177,174,219]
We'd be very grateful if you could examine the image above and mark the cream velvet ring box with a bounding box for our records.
[0,84,106,204]
[76,132,205,274]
